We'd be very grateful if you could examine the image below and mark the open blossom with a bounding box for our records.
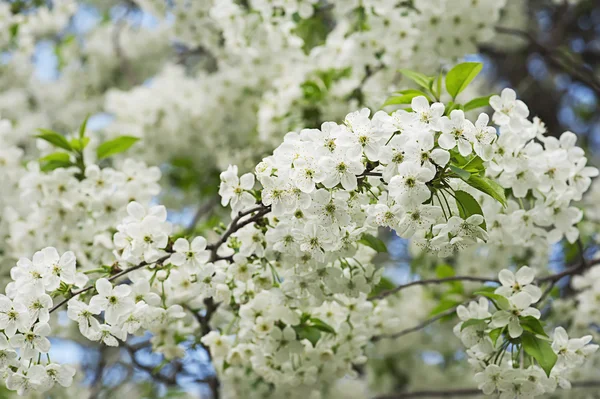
[491,291,541,338]
[89,279,134,325]
[219,165,256,211]
[169,236,210,268]
[496,266,542,302]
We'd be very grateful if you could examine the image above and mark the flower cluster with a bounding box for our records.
[455,266,598,398]
[0,247,79,395]
[5,156,161,269]
[0,80,597,398]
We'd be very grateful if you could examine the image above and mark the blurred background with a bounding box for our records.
[1,0,600,398]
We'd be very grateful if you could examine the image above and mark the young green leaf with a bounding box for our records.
[474,291,510,311]
[79,115,89,140]
[460,156,484,173]
[39,152,74,171]
[97,136,140,160]
[309,318,336,334]
[70,137,90,152]
[296,325,321,346]
[36,129,72,151]
[369,277,396,297]
[454,190,486,230]
[448,165,470,181]
[445,62,483,99]
[382,90,431,107]
[521,332,558,377]
[460,318,488,331]
[463,95,493,112]
[358,233,388,253]
[489,328,503,346]
[466,175,507,207]
[398,69,434,91]
[520,316,548,338]
[435,264,455,278]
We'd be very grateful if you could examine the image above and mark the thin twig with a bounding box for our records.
[49,254,171,314]
[185,198,217,235]
[494,26,600,96]
[372,304,462,341]
[369,276,499,301]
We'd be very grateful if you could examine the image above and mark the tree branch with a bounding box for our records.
[49,254,171,314]
[372,304,462,342]
[372,257,600,302]
[494,26,600,96]
[207,204,271,261]
[369,276,499,301]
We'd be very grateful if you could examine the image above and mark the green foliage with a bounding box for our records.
[39,152,73,172]
[448,165,470,180]
[474,291,510,311]
[358,233,388,253]
[445,62,483,99]
[382,89,431,107]
[454,190,486,230]
[97,136,140,160]
[466,175,507,207]
[370,276,396,297]
[464,95,493,111]
[489,328,503,345]
[398,69,434,91]
[521,332,558,377]
[36,129,72,151]
[451,167,507,207]
[520,316,548,338]
[293,11,331,54]
[460,318,488,331]
[294,317,336,346]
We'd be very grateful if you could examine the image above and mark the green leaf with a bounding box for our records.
[370,277,396,297]
[489,328,503,346]
[448,165,470,180]
[435,71,442,99]
[398,69,434,90]
[97,136,140,160]
[466,175,507,207]
[79,115,89,140]
[521,332,558,377]
[435,264,455,278]
[39,152,71,163]
[460,318,488,331]
[70,137,90,152]
[40,160,74,172]
[382,90,430,108]
[464,95,493,112]
[474,291,510,311]
[309,318,336,334]
[429,299,461,317]
[445,62,483,99]
[296,325,321,346]
[520,316,548,338]
[36,129,72,151]
[460,156,485,173]
[358,233,388,253]
[454,190,486,230]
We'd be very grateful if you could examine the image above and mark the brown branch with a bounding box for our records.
[369,276,499,301]
[185,197,218,235]
[372,304,462,342]
[372,256,600,302]
[207,204,271,261]
[494,26,600,96]
[49,254,171,314]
